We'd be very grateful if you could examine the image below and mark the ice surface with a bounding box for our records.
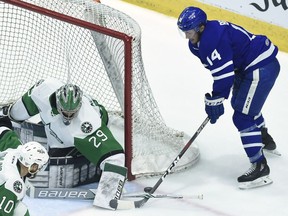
[22,0,288,215]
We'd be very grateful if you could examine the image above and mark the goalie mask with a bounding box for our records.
[56,84,83,125]
[18,141,49,177]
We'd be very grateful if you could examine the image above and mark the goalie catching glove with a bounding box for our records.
[205,93,224,124]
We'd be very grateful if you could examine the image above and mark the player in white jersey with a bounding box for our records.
[3,77,127,210]
[0,116,49,216]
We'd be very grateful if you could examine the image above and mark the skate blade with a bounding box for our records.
[264,148,281,156]
[238,175,273,190]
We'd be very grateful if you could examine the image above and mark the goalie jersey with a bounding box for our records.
[12,78,104,149]
[9,78,124,167]
[188,20,278,99]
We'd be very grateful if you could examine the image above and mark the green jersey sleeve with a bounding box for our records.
[74,125,124,166]
[0,130,22,152]
[91,99,108,126]
[0,184,20,216]
[21,84,40,117]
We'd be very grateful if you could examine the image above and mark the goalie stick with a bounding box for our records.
[26,181,203,200]
[110,117,210,210]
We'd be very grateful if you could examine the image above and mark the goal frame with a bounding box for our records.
[1,0,135,180]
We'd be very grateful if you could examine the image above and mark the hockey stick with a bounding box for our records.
[26,184,203,200]
[124,193,203,200]
[110,117,210,210]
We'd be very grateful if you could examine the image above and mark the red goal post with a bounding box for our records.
[0,0,200,180]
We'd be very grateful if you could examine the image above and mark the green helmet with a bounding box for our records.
[56,84,83,125]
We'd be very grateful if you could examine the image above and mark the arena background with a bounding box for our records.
[122,0,288,53]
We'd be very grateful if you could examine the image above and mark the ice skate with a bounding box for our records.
[238,157,273,189]
[261,127,281,156]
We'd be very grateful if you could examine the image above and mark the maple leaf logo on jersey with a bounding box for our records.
[13,180,23,193]
[81,122,93,133]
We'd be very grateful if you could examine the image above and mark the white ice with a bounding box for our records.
[23,0,288,215]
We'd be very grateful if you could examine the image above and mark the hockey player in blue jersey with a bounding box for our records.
[177,7,280,189]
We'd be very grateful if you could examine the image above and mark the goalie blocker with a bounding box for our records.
[39,150,101,188]
[13,121,102,189]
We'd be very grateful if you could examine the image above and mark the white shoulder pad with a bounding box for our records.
[5,177,26,200]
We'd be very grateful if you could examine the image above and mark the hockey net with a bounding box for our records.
[0,0,199,180]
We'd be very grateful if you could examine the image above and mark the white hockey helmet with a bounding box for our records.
[18,141,49,174]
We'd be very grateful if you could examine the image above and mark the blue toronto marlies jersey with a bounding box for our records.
[188,20,278,99]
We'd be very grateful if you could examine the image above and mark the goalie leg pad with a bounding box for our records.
[93,162,127,210]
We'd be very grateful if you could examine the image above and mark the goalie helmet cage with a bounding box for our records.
[0,0,200,180]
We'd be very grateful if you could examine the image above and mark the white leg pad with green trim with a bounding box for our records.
[93,162,127,210]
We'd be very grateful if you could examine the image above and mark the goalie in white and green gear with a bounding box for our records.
[0,116,49,216]
[6,78,127,210]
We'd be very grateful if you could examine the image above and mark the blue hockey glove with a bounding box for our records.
[204,93,225,124]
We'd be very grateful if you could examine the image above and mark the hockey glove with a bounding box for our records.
[205,93,224,124]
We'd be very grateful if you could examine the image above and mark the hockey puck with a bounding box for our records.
[144,187,153,193]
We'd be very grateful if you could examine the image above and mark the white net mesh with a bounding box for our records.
[0,0,199,179]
